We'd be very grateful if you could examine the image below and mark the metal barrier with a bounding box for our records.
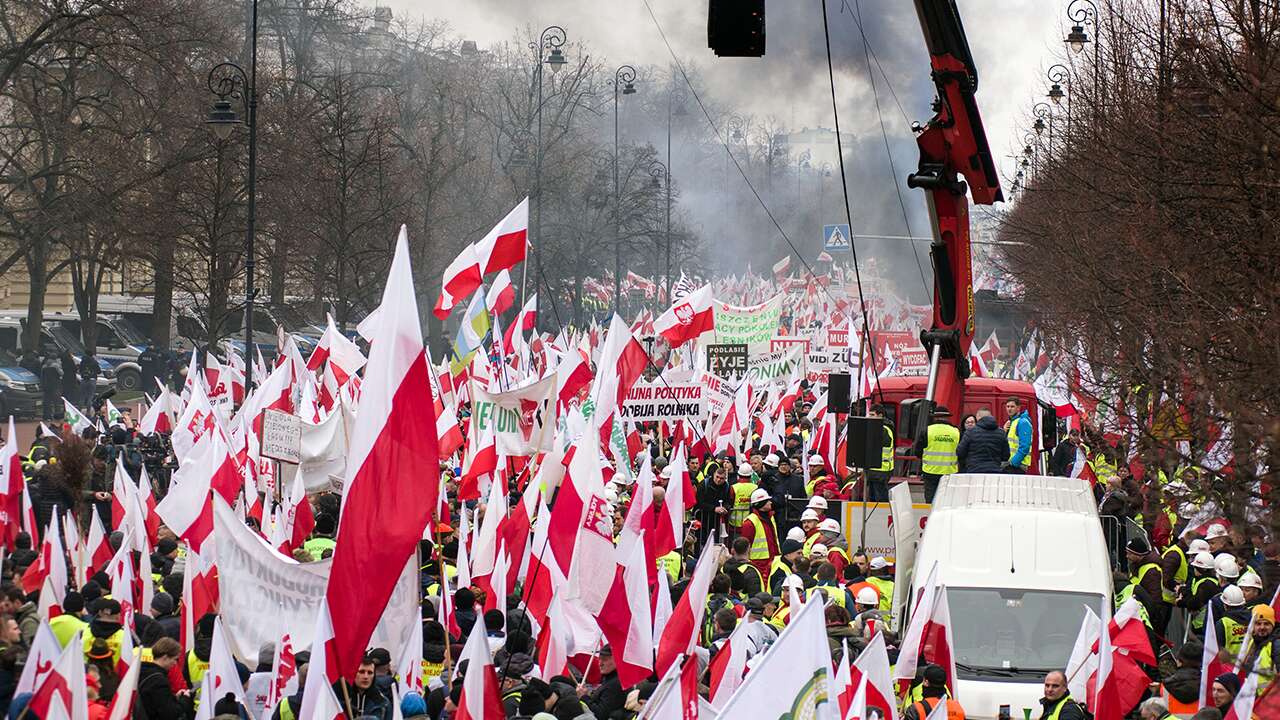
[1099,515,1150,573]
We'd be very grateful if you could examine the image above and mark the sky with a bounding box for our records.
[376,0,1067,292]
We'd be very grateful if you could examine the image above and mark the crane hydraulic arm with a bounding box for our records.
[907,0,1004,421]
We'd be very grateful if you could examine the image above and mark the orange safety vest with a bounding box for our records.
[911,698,965,720]
[1161,686,1199,717]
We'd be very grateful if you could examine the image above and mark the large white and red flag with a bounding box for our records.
[596,536,655,688]
[893,564,956,696]
[654,285,715,347]
[655,539,722,677]
[27,630,89,720]
[476,197,529,275]
[0,416,22,549]
[589,314,649,423]
[849,632,898,720]
[713,594,831,717]
[306,313,367,385]
[434,243,484,320]
[455,621,506,720]
[297,603,347,720]
[138,385,177,435]
[706,613,753,705]
[565,436,616,616]
[486,269,516,317]
[324,225,440,679]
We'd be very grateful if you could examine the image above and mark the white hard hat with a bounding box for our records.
[869,556,889,570]
[786,527,806,543]
[855,587,880,606]
[808,454,825,466]
[1215,554,1241,579]
[1188,539,1211,555]
[806,496,828,511]
[1205,523,1229,540]
[801,508,821,522]
[660,466,673,479]
[738,463,754,477]
[604,487,619,505]
[1239,571,1264,590]
[811,543,829,557]
[782,574,805,590]
[818,518,841,534]
[1222,584,1246,607]
[1191,551,1216,570]
[749,488,772,505]
[764,453,781,467]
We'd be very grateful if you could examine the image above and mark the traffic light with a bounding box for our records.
[708,0,765,57]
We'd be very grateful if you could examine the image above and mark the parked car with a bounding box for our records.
[0,347,42,418]
[0,317,116,394]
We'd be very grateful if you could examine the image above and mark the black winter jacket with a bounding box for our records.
[955,416,1009,473]
[137,661,192,719]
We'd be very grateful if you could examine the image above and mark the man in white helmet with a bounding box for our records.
[1175,551,1220,638]
[1205,523,1231,553]
[1239,570,1265,608]
[799,508,821,543]
[865,556,895,612]
[809,518,851,577]
[729,462,760,528]
[740,487,779,579]
[849,586,895,645]
[1214,585,1252,657]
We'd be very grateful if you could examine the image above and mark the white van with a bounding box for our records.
[892,474,1113,719]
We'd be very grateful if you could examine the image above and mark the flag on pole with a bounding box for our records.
[713,595,832,718]
[654,285,715,348]
[324,226,441,679]
[475,198,530,275]
[63,399,91,435]
[434,244,484,320]
[455,622,505,720]
[655,540,722,677]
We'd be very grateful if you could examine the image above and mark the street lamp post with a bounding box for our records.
[1047,63,1070,124]
[1032,102,1054,154]
[664,79,687,303]
[648,159,670,308]
[530,26,567,322]
[609,65,637,317]
[1065,0,1101,126]
[205,0,259,390]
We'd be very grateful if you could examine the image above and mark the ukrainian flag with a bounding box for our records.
[450,290,491,374]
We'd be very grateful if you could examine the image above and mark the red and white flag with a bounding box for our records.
[589,314,649,423]
[596,537,655,688]
[266,633,298,713]
[297,603,346,720]
[654,285,715,348]
[455,622,506,720]
[893,565,956,696]
[0,416,23,550]
[155,435,225,552]
[434,243,485,319]
[772,256,792,279]
[324,226,440,678]
[486,269,516,317]
[565,439,616,616]
[476,197,529,275]
[28,630,89,720]
[306,313,367,386]
[107,648,142,720]
[850,632,898,720]
[138,385,177,435]
[706,614,752,705]
[714,596,830,717]
[655,540,722,677]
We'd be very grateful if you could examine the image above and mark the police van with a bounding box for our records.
[892,473,1112,719]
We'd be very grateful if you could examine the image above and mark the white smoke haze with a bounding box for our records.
[379,0,1061,301]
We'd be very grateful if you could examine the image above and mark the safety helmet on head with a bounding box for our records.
[811,544,829,557]
[1191,551,1216,570]
[1187,539,1211,555]
[749,488,772,505]
[782,574,804,590]
[806,496,828,511]
[818,518,841,534]
[855,588,880,606]
[1239,572,1263,590]
[1221,585,1246,607]
[786,527,806,543]
[808,454,825,467]
[764,453,781,468]
[738,463,754,477]
[1205,523,1229,541]
[1215,554,1241,579]
[869,556,889,571]
[801,509,820,522]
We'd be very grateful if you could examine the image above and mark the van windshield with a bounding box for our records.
[947,587,1103,677]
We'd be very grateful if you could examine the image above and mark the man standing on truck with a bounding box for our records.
[1004,396,1034,474]
[918,407,959,504]
[864,404,895,502]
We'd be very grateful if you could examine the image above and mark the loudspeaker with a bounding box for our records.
[828,372,851,414]
[846,416,882,469]
[708,0,766,57]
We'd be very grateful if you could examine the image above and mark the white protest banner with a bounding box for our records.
[743,346,804,384]
[471,374,557,455]
[212,499,417,665]
[260,409,301,464]
[805,348,852,383]
[840,501,932,563]
[620,382,705,423]
[694,371,735,428]
[713,294,784,351]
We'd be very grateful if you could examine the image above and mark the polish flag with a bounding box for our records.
[84,510,113,583]
[198,617,248,715]
[1200,602,1236,707]
[565,439,616,616]
[503,293,538,356]
[459,423,497,502]
[455,622,506,720]
[476,198,530,275]
[617,455,657,583]
[893,565,956,696]
[155,436,224,552]
[434,242,485,320]
[654,285,715,348]
[28,631,89,720]
[1224,669,1259,720]
[589,314,649,423]
[536,593,573,681]
[850,632,898,720]
[107,648,141,720]
[138,385,176,435]
[181,546,218,651]
[1090,607,1120,720]
[266,633,298,713]
[173,374,219,463]
[306,314,367,386]
[22,516,67,598]
[396,615,425,698]
[521,491,564,628]
[655,443,690,557]
[554,342,593,410]
[596,538,655,687]
[714,598,830,718]
[325,226,441,678]
[707,615,752,705]
[656,540,722,677]
[486,270,516,316]
[298,603,346,720]
[0,416,23,550]
[653,559,674,645]
[15,622,62,697]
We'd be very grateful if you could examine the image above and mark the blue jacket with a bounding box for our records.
[956,416,1010,473]
[1009,410,1033,467]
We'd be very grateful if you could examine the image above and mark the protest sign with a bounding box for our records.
[871,331,930,375]
[471,374,557,455]
[770,336,811,353]
[261,409,301,464]
[620,382,705,422]
[743,346,804,384]
[840,501,932,563]
[706,343,748,377]
[212,499,416,666]
[713,295,784,351]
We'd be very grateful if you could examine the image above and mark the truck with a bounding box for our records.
[891,474,1111,718]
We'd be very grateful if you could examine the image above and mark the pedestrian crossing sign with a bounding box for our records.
[823,224,852,252]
